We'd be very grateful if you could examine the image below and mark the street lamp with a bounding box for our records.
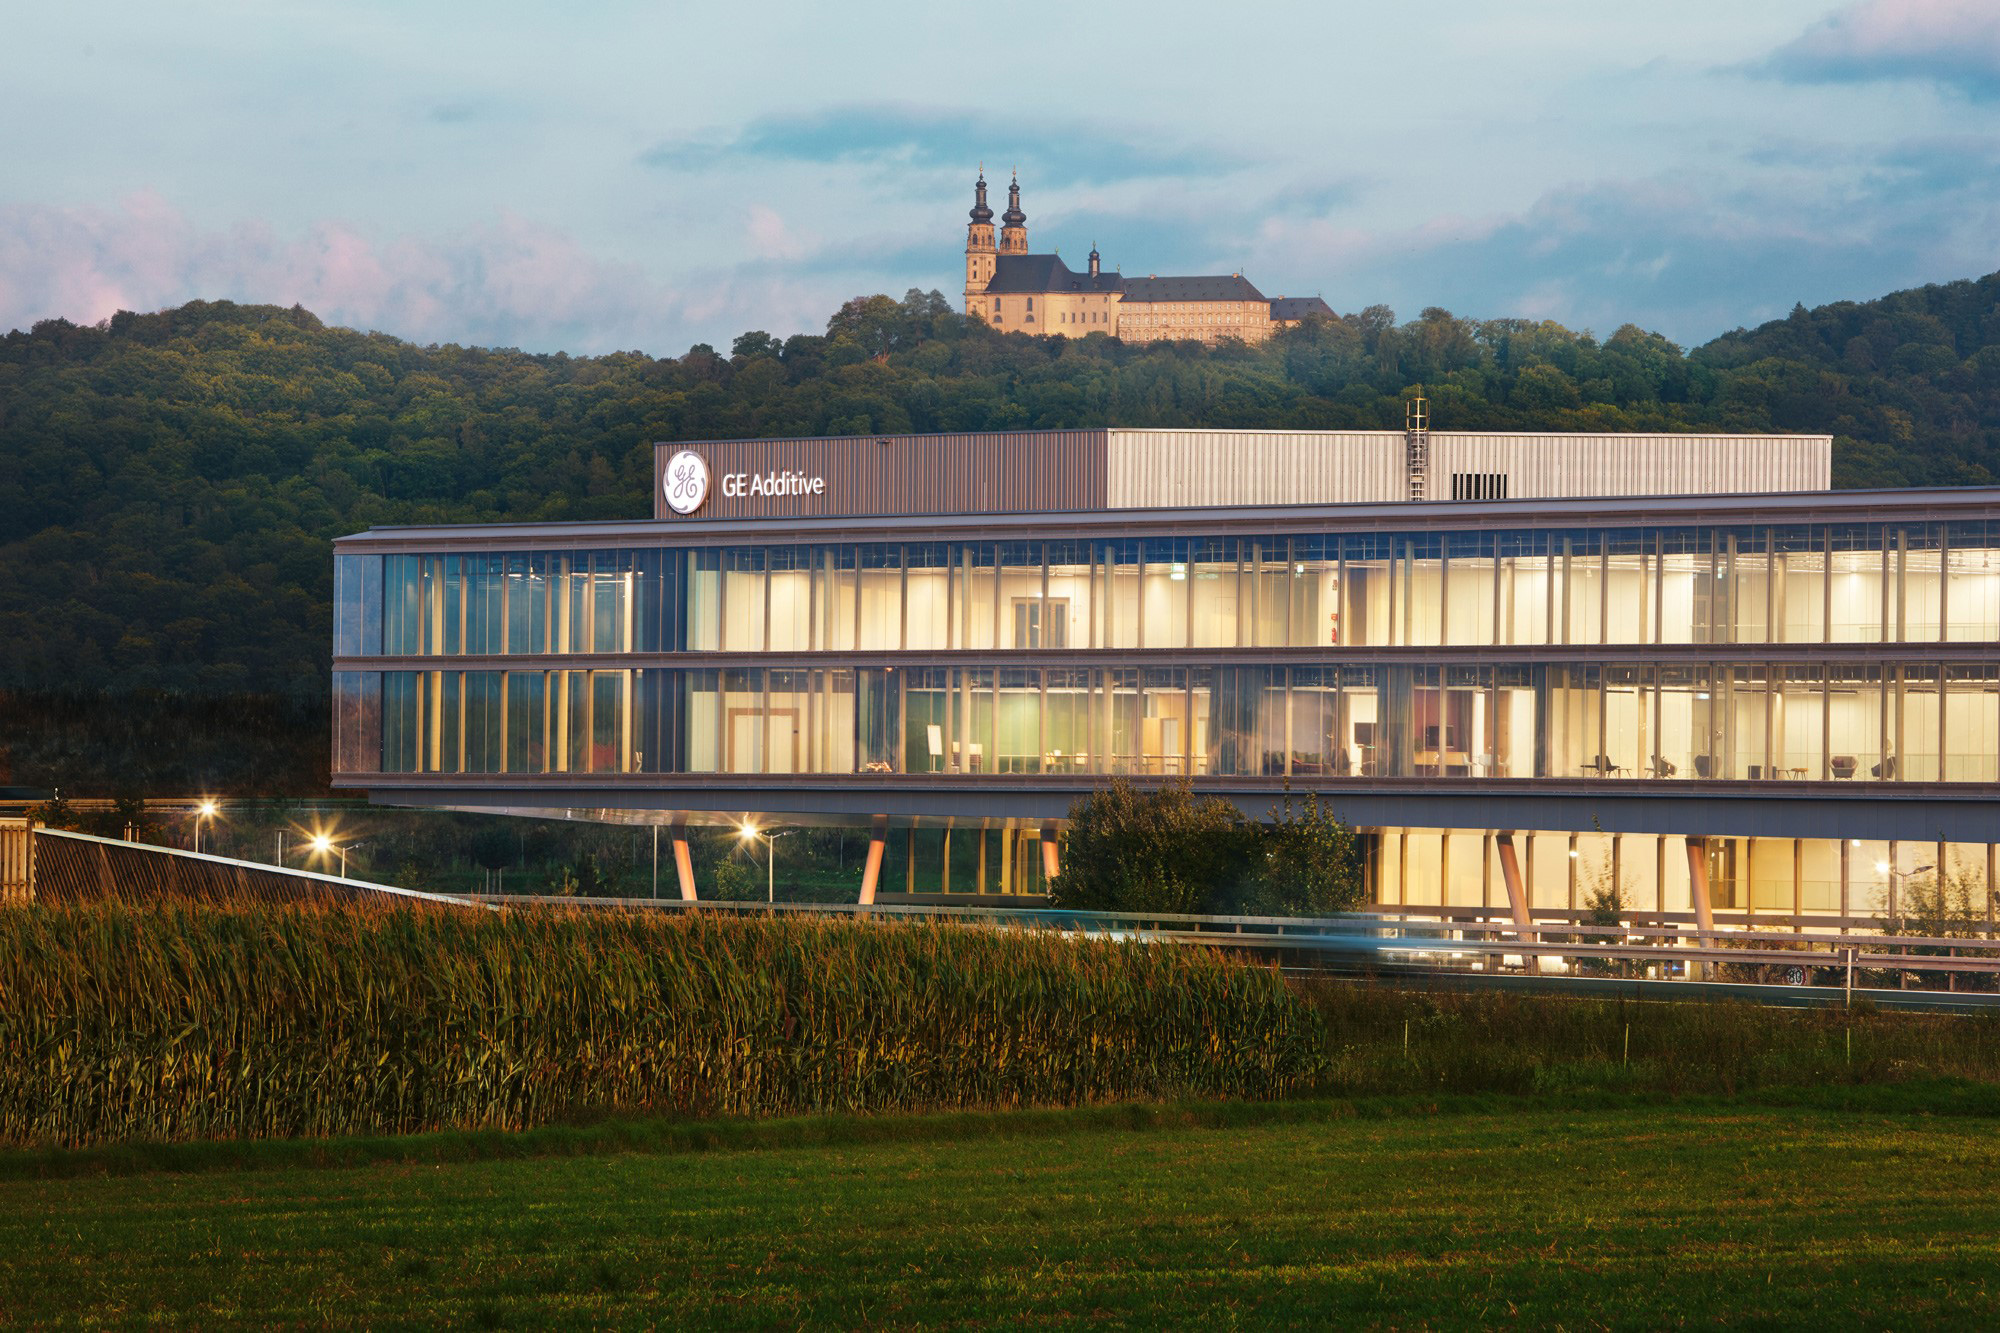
[194,799,219,855]
[308,831,350,878]
[739,823,797,902]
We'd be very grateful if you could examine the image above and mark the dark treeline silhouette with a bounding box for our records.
[7,275,2000,792]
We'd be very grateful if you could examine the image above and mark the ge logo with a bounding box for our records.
[662,450,709,516]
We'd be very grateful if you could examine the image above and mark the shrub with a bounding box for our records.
[1050,780,1363,917]
[1232,791,1366,916]
[1048,779,1252,913]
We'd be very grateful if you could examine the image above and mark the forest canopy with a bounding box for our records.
[7,274,2000,703]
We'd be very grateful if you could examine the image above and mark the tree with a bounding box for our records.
[731,331,781,361]
[708,856,759,901]
[1511,363,1582,411]
[549,851,608,897]
[1234,790,1365,916]
[1875,865,1996,991]
[1048,778,1250,914]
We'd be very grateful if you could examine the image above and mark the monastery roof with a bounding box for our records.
[1269,296,1336,320]
[985,253,1125,295]
[1120,274,1267,303]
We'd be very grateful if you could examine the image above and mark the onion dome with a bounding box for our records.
[969,170,993,224]
[1002,171,1026,227]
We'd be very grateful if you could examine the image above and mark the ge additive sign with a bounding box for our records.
[662,450,709,516]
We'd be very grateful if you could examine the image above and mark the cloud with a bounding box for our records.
[1248,140,2000,344]
[744,204,808,263]
[1260,177,1368,219]
[1760,0,2000,99]
[641,102,1240,185]
[0,192,707,354]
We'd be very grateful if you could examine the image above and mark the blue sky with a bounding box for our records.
[3,0,1998,355]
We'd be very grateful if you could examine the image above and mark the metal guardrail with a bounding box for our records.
[469,892,2000,991]
[31,828,486,909]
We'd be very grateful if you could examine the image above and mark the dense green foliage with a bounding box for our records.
[1050,779,1365,915]
[10,274,2000,789]
[0,901,1326,1147]
[1050,779,1248,913]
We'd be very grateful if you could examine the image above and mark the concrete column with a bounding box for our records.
[1040,820,1061,884]
[999,826,1014,895]
[670,819,697,902]
[1495,832,1536,974]
[1682,835,1718,982]
[858,816,889,906]
[1686,834,1715,951]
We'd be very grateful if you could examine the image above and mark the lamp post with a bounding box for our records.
[309,832,352,878]
[1877,861,1934,922]
[194,799,219,855]
[739,823,797,903]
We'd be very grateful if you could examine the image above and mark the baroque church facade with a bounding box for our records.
[961,172,1333,346]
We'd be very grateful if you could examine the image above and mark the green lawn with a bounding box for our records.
[5,1095,1999,1329]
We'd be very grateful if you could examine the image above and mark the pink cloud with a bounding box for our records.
[1766,1,2000,97]
[0,193,726,353]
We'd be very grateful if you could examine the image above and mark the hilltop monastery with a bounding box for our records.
[961,171,1333,346]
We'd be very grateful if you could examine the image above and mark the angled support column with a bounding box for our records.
[670,818,697,901]
[1685,835,1715,980]
[1040,820,1061,885]
[858,816,890,906]
[1495,831,1537,974]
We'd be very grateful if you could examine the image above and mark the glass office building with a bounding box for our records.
[331,429,2000,925]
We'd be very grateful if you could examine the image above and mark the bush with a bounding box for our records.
[1232,791,1366,916]
[1048,779,1251,914]
[1050,780,1364,916]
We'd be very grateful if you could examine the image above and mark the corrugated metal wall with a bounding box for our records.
[1106,429,1831,509]
[660,428,1833,518]
[1428,434,1830,500]
[1107,429,1406,508]
[657,431,1107,520]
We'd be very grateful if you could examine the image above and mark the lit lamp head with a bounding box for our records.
[198,800,219,819]
[739,823,758,841]
[310,833,334,856]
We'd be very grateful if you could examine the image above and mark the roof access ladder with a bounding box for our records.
[1405,388,1430,501]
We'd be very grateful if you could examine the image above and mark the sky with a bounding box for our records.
[3,0,1999,356]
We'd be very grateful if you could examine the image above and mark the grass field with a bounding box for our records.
[6,1089,1999,1329]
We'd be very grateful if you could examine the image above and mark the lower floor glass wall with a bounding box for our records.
[1374,829,1999,922]
[335,661,2000,784]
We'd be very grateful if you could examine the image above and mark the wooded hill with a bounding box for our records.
[5,274,2000,759]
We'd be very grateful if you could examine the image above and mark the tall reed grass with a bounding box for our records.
[0,902,1328,1148]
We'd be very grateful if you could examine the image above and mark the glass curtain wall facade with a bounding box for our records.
[1371,828,1997,925]
[333,521,2000,785]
